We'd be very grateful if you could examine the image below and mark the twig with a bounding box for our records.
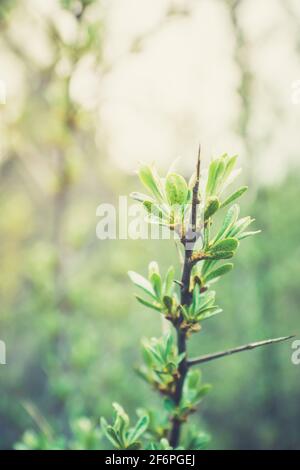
[187,335,295,367]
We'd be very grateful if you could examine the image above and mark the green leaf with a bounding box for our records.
[128,271,156,298]
[165,173,188,205]
[165,334,173,357]
[195,384,212,400]
[143,201,165,220]
[160,438,173,450]
[204,196,220,220]
[197,306,222,320]
[220,186,248,208]
[193,433,210,450]
[130,191,154,204]
[164,398,175,413]
[148,261,160,277]
[238,230,261,240]
[177,352,186,364]
[150,272,162,299]
[145,213,172,228]
[182,370,212,408]
[139,165,164,202]
[100,418,123,449]
[162,295,173,311]
[141,345,154,368]
[187,369,201,389]
[191,283,201,314]
[195,290,216,312]
[201,259,217,276]
[135,296,161,312]
[148,438,173,450]
[147,346,164,366]
[228,216,254,237]
[126,442,141,450]
[208,251,235,260]
[222,168,242,193]
[163,266,175,296]
[210,237,239,253]
[215,204,240,241]
[113,403,129,445]
[128,415,149,444]
[204,263,233,283]
[185,428,211,450]
[211,158,226,194]
[113,403,129,425]
[206,159,219,196]
[223,155,238,181]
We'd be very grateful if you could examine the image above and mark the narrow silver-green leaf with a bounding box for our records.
[139,165,164,202]
[228,216,254,237]
[194,290,216,314]
[148,261,160,278]
[150,272,162,299]
[206,159,219,196]
[130,192,154,204]
[163,266,175,296]
[223,155,238,181]
[128,415,149,444]
[211,159,226,194]
[238,230,261,240]
[135,296,162,312]
[197,306,222,320]
[192,284,201,314]
[204,263,233,283]
[100,418,123,449]
[214,204,240,241]
[220,186,248,208]
[128,271,156,298]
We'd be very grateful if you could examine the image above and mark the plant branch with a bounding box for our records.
[168,252,189,448]
[187,335,294,367]
[191,144,201,234]
[169,148,201,448]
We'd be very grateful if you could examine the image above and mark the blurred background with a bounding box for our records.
[0,0,300,450]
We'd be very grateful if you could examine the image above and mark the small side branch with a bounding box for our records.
[188,335,294,367]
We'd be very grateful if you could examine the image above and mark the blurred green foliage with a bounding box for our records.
[0,0,299,450]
